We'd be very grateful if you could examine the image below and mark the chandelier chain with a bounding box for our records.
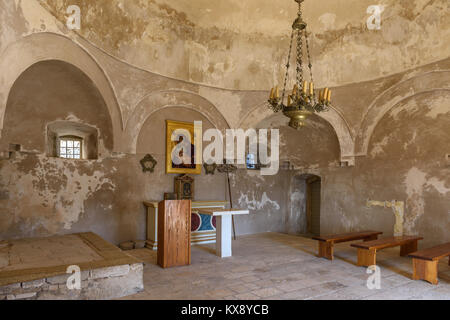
[296,30,303,86]
[305,30,314,85]
[282,30,295,105]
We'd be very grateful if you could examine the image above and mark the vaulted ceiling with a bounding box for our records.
[40,0,450,90]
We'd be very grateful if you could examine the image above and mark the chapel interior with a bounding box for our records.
[0,0,449,300]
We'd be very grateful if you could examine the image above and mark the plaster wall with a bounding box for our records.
[39,0,450,90]
[0,0,448,247]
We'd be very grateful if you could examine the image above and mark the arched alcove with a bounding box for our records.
[355,70,450,156]
[0,33,122,151]
[137,106,217,155]
[255,112,341,169]
[239,101,354,164]
[136,106,227,202]
[364,90,450,240]
[123,90,230,154]
[1,60,114,155]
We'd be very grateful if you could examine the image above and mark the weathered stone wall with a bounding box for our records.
[0,1,448,247]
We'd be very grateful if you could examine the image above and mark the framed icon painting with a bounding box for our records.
[165,120,202,174]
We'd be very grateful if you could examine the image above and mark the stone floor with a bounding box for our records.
[123,232,450,300]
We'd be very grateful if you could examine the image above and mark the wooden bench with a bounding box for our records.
[409,242,450,285]
[312,231,382,260]
[351,236,423,267]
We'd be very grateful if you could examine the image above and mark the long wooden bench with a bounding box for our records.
[312,231,382,260]
[409,242,450,285]
[351,236,423,267]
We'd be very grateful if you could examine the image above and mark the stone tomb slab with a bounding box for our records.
[0,232,144,300]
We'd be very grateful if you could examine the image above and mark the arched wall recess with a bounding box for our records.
[355,70,450,156]
[238,102,355,165]
[123,90,230,154]
[0,32,122,151]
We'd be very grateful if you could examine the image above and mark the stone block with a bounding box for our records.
[22,279,46,289]
[46,274,70,284]
[84,264,144,299]
[46,270,89,284]
[131,263,143,272]
[0,283,21,294]
[48,284,59,291]
[90,265,130,279]
[7,292,37,300]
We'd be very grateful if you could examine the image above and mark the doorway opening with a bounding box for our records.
[305,175,321,236]
[289,174,321,236]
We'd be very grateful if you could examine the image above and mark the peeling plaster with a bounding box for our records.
[0,154,115,233]
[38,0,450,90]
[366,199,404,236]
[425,96,450,119]
[403,167,450,233]
[238,192,280,211]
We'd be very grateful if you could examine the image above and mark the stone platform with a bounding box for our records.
[0,232,144,300]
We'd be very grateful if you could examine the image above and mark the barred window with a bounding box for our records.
[59,136,82,159]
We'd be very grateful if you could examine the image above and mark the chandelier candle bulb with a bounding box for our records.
[303,81,308,94]
[270,88,274,99]
[275,86,279,98]
[309,82,314,96]
[327,89,332,102]
[292,84,298,96]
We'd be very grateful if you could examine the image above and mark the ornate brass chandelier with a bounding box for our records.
[268,0,331,129]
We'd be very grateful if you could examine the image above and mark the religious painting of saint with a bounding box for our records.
[165,120,202,174]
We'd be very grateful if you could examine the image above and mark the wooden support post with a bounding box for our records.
[357,248,376,267]
[318,241,334,260]
[400,240,418,256]
[412,258,438,285]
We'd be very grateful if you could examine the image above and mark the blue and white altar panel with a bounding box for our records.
[144,201,228,250]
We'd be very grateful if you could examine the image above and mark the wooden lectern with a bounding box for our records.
[157,200,191,268]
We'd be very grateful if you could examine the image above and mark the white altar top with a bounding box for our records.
[194,208,249,216]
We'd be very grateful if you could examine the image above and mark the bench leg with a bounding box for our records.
[400,240,418,256]
[357,248,376,267]
[318,241,334,260]
[412,258,438,285]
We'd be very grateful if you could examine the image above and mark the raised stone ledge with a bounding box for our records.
[0,263,144,300]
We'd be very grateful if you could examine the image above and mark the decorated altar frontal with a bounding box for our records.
[144,201,228,250]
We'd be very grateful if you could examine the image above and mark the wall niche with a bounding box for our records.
[46,121,98,160]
